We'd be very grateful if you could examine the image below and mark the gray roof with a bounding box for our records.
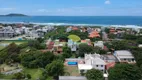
[114,50,134,59]
[59,76,87,80]
[101,55,119,62]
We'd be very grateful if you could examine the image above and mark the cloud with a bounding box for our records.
[37,9,49,12]
[105,0,111,4]
[0,8,16,11]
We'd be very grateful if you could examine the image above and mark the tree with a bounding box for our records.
[108,63,142,80]
[62,47,72,58]
[26,74,31,79]
[37,38,44,43]
[99,49,107,54]
[132,48,142,67]
[104,28,110,34]
[0,42,20,64]
[108,33,116,39]
[18,42,28,49]
[45,60,64,77]
[136,37,142,44]
[105,40,137,50]
[21,51,54,68]
[78,43,95,57]
[86,69,103,80]
[12,72,25,79]
[69,30,88,40]
[123,34,138,40]
[28,40,45,49]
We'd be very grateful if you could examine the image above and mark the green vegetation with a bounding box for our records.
[0,40,28,50]
[108,63,142,80]
[45,60,64,79]
[86,69,103,80]
[23,68,42,80]
[68,35,81,42]
[64,66,80,76]
[20,51,54,68]
[0,26,142,80]
[78,43,96,57]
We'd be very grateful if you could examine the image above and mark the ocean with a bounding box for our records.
[0,16,142,26]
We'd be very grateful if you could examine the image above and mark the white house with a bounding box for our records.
[68,39,77,51]
[78,54,106,73]
[66,27,72,32]
[94,41,104,49]
[114,50,136,63]
[138,44,142,48]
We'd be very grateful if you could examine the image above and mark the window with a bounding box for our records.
[101,65,103,67]
[96,65,98,67]
[132,59,135,61]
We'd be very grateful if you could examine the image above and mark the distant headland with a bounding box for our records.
[0,13,28,17]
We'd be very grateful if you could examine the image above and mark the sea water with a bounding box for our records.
[0,16,142,26]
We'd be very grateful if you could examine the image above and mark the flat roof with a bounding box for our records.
[59,76,87,80]
[78,64,93,70]
[115,50,132,56]
[115,50,134,59]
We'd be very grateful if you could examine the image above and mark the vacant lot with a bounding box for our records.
[0,40,28,50]
[64,66,80,76]
[23,68,43,80]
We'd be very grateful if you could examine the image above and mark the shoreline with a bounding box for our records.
[0,22,142,28]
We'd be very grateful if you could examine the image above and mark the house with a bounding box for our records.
[89,30,100,38]
[80,27,87,32]
[0,26,15,38]
[59,76,87,80]
[81,39,91,46]
[138,44,142,48]
[53,40,66,54]
[68,39,77,52]
[27,30,39,39]
[47,41,54,50]
[101,55,118,70]
[85,54,106,71]
[109,28,116,34]
[114,50,136,63]
[66,27,72,32]
[94,41,104,49]
[78,54,106,73]
[101,55,118,63]
[72,27,79,31]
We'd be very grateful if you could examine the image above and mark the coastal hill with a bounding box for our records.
[0,13,28,17]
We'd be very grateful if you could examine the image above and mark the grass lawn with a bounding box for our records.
[0,40,28,45]
[64,66,80,76]
[23,68,43,80]
[0,74,14,79]
[68,35,81,42]
[0,46,4,50]
[0,40,28,50]
[0,68,43,80]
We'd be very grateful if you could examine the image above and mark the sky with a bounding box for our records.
[0,0,142,16]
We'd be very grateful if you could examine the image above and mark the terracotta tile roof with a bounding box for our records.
[72,27,79,30]
[81,40,86,43]
[89,31,100,38]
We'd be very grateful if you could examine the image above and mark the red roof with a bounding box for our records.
[72,27,79,30]
[89,31,100,38]
[48,42,54,49]
[106,62,115,70]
